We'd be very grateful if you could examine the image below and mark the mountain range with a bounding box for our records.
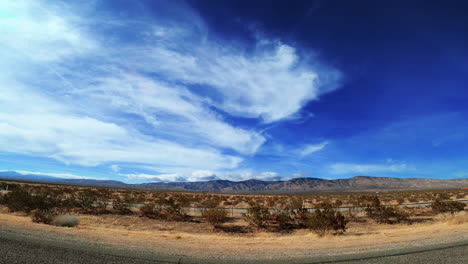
[1,171,467,193]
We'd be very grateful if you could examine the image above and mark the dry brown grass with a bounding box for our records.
[3,179,467,211]
[2,180,467,259]
[1,205,467,259]
[434,211,468,225]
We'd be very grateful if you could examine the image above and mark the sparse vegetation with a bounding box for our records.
[271,209,295,232]
[139,198,187,221]
[31,209,57,224]
[202,208,229,229]
[306,208,348,236]
[243,204,270,229]
[1,189,58,213]
[1,179,467,237]
[113,197,133,215]
[430,199,465,214]
[139,204,162,219]
[53,215,80,227]
[364,196,410,224]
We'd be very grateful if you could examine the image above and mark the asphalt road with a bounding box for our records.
[0,228,467,264]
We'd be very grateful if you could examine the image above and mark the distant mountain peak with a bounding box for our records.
[1,171,467,194]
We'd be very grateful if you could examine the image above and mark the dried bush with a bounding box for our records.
[139,204,162,219]
[286,198,303,209]
[333,199,343,208]
[140,198,188,221]
[430,199,465,215]
[202,208,228,229]
[31,209,57,224]
[243,204,270,229]
[317,202,335,209]
[271,209,295,231]
[293,208,311,228]
[396,198,405,205]
[2,189,58,213]
[306,208,348,236]
[365,196,410,224]
[173,194,191,207]
[113,198,133,215]
[435,193,451,200]
[199,198,221,209]
[75,193,98,214]
[53,215,80,227]
[159,198,187,221]
[435,211,468,225]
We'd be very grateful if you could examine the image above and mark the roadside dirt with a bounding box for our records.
[1,210,467,260]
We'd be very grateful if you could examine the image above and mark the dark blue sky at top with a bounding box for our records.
[186,0,468,178]
[1,0,468,182]
[188,0,468,121]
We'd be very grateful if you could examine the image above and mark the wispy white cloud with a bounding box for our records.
[0,0,340,181]
[0,85,241,170]
[220,171,283,181]
[121,170,218,182]
[0,0,96,63]
[329,163,409,175]
[300,141,329,157]
[110,165,121,173]
[256,171,283,181]
[0,170,105,180]
[136,43,340,123]
[122,173,181,182]
[121,170,284,182]
[84,73,265,154]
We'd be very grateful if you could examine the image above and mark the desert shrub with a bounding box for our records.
[317,202,335,209]
[356,195,375,207]
[435,211,468,225]
[430,199,465,215]
[31,209,57,224]
[144,198,187,221]
[265,197,277,207]
[160,198,187,221]
[333,199,343,208]
[223,201,233,206]
[0,189,32,211]
[173,194,191,207]
[199,198,221,209]
[75,193,98,214]
[53,215,80,227]
[59,196,79,212]
[243,204,270,229]
[93,200,111,215]
[396,198,405,205]
[30,194,59,211]
[293,208,311,228]
[306,208,348,236]
[435,193,450,200]
[202,208,228,229]
[286,197,303,209]
[365,196,410,224]
[2,190,58,213]
[73,190,112,215]
[139,204,162,219]
[113,198,133,215]
[271,209,295,232]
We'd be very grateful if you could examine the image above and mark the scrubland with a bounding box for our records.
[0,180,467,258]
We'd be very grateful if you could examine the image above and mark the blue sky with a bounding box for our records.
[1,0,468,183]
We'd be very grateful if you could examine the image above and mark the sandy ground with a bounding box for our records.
[1,209,467,260]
